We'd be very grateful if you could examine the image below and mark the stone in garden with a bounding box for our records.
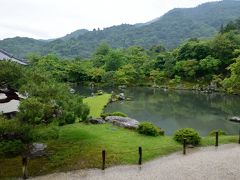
[118,85,127,89]
[89,118,105,124]
[29,143,47,157]
[119,93,125,100]
[105,116,139,129]
[69,88,75,94]
[229,116,240,123]
[97,90,103,95]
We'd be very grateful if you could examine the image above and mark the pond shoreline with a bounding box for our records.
[74,82,240,97]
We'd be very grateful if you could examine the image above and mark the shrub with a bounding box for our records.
[58,112,75,126]
[169,75,181,85]
[64,112,76,124]
[58,119,65,126]
[137,122,164,136]
[81,105,90,122]
[0,120,33,143]
[0,140,24,157]
[18,97,55,125]
[111,112,127,117]
[174,128,201,145]
[100,113,111,119]
[101,112,128,119]
[208,129,227,136]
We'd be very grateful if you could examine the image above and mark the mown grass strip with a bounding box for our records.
[83,94,111,118]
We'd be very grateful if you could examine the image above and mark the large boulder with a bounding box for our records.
[105,116,139,129]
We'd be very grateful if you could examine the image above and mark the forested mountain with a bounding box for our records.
[0,37,46,59]
[1,0,240,59]
[60,29,89,41]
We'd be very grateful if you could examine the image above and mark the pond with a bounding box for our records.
[76,86,240,136]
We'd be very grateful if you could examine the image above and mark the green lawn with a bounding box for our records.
[0,123,182,178]
[1,123,238,178]
[0,94,239,178]
[83,94,112,118]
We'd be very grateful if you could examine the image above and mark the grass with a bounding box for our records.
[0,94,239,178]
[201,135,238,146]
[0,123,182,178]
[83,94,112,118]
[1,124,238,179]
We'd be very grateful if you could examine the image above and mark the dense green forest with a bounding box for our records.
[1,0,240,58]
[3,17,240,94]
[10,18,236,95]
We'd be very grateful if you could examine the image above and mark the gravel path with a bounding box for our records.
[31,144,240,180]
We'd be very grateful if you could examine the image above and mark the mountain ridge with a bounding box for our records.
[1,0,240,58]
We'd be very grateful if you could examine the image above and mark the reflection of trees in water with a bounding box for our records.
[109,88,237,118]
[145,90,224,119]
[209,95,240,115]
[105,87,240,135]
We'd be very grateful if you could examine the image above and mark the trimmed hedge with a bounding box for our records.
[137,122,164,136]
[174,128,201,145]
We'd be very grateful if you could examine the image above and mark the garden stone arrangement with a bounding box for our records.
[105,116,139,129]
[89,118,106,124]
[89,116,140,129]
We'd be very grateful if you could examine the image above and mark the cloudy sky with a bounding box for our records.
[0,0,219,40]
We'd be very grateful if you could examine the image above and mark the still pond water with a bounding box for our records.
[77,86,240,136]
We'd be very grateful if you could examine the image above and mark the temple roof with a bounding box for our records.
[0,49,27,65]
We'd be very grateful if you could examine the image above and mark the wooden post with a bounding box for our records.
[138,147,142,165]
[215,130,219,147]
[22,156,28,179]
[102,150,106,170]
[183,138,186,155]
[238,127,240,144]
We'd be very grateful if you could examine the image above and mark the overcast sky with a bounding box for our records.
[0,0,220,40]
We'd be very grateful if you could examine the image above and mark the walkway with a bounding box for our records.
[31,144,240,180]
